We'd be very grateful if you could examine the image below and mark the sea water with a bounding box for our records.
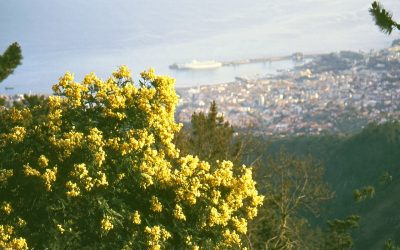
[0,0,398,94]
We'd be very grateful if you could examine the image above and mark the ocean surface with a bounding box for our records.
[0,0,399,94]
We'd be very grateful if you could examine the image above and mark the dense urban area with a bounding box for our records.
[176,40,400,135]
[2,41,400,136]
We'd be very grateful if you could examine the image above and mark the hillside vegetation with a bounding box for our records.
[268,122,400,249]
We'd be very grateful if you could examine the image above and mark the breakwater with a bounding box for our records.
[220,53,321,67]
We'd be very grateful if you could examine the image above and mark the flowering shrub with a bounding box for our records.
[0,67,263,249]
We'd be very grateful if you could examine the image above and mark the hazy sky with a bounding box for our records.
[1,0,399,93]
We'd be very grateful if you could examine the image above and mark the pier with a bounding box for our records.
[220,53,320,67]
[170,53,322,70]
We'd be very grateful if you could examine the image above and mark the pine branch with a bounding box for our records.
[0,42,23,83]
[369,1,400,34]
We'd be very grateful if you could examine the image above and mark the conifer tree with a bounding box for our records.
[176,101,235,163]
[174,101,264,168]
[324,215,360,250]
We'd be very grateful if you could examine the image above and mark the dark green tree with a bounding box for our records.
[383,239,400,250]
[189,101,234,162]
[370,1,400,34]
[0,42,23,83]
[353,185,375,202]
[324,215,360,250]
[175,101,265,168]
[175,101,235,162]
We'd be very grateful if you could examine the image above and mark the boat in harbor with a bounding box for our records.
[169,60,222,70]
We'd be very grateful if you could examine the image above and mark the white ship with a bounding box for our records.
[169,60,222,70]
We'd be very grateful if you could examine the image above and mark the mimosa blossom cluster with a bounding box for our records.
[0,66,263,249]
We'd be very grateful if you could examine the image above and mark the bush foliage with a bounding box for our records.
[0,67,263,249]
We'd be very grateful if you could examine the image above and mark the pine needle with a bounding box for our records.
[369,1,399,34]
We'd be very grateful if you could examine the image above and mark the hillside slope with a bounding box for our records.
[267,122,400,249]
